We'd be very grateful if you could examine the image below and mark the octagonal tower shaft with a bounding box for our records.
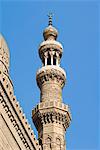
[32,18,71,150]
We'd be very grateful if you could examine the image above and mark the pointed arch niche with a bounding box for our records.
[56,137,61,150]
[46,136,52,150]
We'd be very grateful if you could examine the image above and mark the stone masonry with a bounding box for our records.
[0,34,41,150]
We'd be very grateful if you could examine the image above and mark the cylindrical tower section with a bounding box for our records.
[36,65,66,103]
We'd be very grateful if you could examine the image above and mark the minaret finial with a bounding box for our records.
[48,12,53,26]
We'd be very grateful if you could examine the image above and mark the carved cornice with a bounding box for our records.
[0,94,32,149]
[32,108,71,131]
[36,66,66,89]
[0,80,41,150]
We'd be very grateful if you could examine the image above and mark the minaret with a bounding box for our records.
[32,15,71,150]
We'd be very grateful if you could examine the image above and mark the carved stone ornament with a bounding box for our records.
[36,66,66,89]
[32,109,71,131]
[0,93,31,150]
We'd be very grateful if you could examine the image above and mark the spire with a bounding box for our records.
[48,12,53,26]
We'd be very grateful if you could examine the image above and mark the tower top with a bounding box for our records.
[43,13,58,40]
[48,12,53,26]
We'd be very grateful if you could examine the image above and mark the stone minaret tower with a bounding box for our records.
[32,15,71,150]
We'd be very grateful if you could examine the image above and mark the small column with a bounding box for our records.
[45,57,47,66]
[50,50,55,65]
[51,55,53,65]
[44,52,48,66]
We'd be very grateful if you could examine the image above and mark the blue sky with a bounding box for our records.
[0,0,99,150]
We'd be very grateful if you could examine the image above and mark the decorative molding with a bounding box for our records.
[0,94,31,150]
[0,81,41,150]
[36,66,66,89]
[32,109,71,131]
